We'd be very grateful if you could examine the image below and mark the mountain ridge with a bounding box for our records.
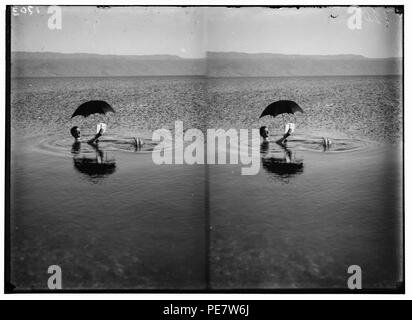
[11,51,402,77]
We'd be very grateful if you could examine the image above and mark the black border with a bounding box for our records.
[5,5,12,293]
[4,4,405,294]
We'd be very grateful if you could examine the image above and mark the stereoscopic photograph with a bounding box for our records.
[6,5,403,292]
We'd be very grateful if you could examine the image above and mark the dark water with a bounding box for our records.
[11,137,206,289]
[210,140,402,289]
[10,76,403,290]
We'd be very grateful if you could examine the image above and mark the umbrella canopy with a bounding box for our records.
[71,100,115,118]
[259,100,303,119]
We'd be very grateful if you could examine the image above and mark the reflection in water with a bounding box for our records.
[71,142,116,184]
[260,141,304,183]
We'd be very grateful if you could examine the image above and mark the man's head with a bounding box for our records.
[260,126,269,140]
[70,126,81,140]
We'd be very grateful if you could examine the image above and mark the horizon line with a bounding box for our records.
[11,50,402,60]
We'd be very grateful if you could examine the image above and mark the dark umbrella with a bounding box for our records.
[260,100,304,131]
[259,100,303,119]
[71,100,115,118]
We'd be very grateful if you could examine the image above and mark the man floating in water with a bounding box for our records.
[70,101,143,149]
[259,124,332,151]
[70,126,104,145]
[259,124,293,145]
[70,124,144,150]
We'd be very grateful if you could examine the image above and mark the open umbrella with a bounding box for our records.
[71,100,115,118]
[259,100,304,131]
[259,100,303,119]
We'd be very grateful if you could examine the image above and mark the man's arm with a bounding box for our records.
[276,128,292,144]
[87,128,104,144]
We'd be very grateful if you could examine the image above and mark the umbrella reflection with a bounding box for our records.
[260,141,304,183]
[71,142,116,184]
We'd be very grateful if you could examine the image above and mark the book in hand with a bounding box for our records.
[96,123,107,134]
[284,123,295,134]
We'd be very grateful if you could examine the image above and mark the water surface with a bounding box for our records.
[10,75,403,290]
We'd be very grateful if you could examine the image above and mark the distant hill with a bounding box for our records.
[11,52,206,77]
[207,52,368,60]
[11,51,401,77]
[207,52,401,77]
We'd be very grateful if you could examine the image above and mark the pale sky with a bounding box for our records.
[11,6,402,58]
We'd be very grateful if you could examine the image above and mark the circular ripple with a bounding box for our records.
[285,134,366,153]
[238,133,368,157]
[36,133,159,158]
